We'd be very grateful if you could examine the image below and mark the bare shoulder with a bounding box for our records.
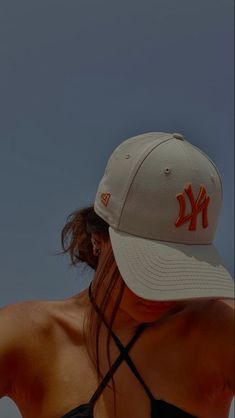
[171,297,234,355]
[202,298,234,328]
[181,297,234,323]
[185,297,234,338]
[0,299,42,332]
[0,296,86,398]
[1,289,89,350]
[0,299,56,346]
[0,299,54,398]
[195,298,235,394]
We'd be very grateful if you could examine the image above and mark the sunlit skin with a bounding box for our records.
[0,232,233,418]
[119,283,179,321]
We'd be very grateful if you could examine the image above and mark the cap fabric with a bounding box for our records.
[94,132,234,301]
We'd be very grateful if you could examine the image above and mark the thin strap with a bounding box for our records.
[89,320,146,404]
[88,283,155,402]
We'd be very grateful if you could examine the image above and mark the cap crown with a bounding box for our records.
[94,132,222,244]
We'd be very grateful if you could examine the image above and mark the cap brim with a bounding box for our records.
[109,227,234,301]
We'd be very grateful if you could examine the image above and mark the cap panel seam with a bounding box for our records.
[190,144,223,202]
[117,136,173,229]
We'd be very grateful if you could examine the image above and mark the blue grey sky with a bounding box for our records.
[0,0,234,416]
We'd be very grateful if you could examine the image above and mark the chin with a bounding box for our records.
[133,311,166,323]
[134,305,174,321]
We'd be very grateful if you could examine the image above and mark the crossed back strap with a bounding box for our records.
[88,283,154,403]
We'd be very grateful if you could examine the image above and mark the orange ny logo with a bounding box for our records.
[175,185,210,231]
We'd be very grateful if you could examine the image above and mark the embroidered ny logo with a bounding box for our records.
[175,184,210,231]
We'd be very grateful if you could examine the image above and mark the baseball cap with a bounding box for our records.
[94,132,234,301]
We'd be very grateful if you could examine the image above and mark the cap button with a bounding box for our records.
[172,132,184,140]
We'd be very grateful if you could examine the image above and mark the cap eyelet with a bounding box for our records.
[125,154,131,159]
[164,167,171,174]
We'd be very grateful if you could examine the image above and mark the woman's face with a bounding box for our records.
[92,234,180,324]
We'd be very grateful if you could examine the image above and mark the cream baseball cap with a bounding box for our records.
[94,132,234,301]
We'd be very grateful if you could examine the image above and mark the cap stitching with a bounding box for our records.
[190,144,223,201]
[117,136,173,229]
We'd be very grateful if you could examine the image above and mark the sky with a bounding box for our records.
[0,0,234,416]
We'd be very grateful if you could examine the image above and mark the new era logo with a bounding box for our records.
[101,193,111,207]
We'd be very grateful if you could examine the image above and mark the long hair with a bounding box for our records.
[60,205,126,416]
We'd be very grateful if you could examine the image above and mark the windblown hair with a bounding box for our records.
[61,206,127,416]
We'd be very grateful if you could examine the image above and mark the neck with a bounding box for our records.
[88,281,141,334]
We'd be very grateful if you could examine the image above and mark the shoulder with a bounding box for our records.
[175,298,234,398]
[0,290,89,344]
[180,297,234,326]
[196,298,235,394]
[185,297,234,340]
[0,297,83,357]
[172,298,234,363]
[0,297,86,396]
[0,300,53,397]
[0,299,56,350]
[0,299,43,331]
[202,298,234,334]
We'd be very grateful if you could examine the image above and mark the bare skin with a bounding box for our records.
[0,236,234,418]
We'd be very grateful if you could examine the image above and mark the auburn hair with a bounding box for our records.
[61,206,128,416]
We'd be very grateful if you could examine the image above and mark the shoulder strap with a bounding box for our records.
[89,319,146,404]
[88,283,155,402]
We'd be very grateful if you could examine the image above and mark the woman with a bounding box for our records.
[0,132,234,418]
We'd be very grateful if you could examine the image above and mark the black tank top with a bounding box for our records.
[61,284,197,418]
